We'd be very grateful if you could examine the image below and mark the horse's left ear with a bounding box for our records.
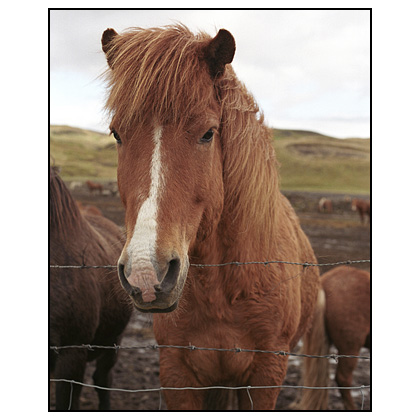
[102,28,119,68]
[203,29,236,79]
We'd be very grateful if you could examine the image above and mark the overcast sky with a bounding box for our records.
[50,9,370,138]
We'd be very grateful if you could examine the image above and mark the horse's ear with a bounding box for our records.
[203,29,236,79]
[102,28,119,67]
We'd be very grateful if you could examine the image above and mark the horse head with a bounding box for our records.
[102,26,235,312]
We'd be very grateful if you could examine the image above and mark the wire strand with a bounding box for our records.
[50,259,370,270]
[49,343,370,360]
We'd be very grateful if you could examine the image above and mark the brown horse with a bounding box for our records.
[86,180,103,194]
[296,266,370,410]
[101,24,320,410]
[49,167,132,410]
[318,197,333,213]
[351,198,370,224]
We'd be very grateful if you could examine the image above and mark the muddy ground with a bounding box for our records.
[51,184,371,411]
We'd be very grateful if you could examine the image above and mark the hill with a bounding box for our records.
[50,125,117,180]
[50,125,370,194]
[272,129,370,194]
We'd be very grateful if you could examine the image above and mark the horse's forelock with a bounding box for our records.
[103,25,216,129]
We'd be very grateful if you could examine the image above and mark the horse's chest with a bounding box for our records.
[187,342,254,384]
[182,324,255,384]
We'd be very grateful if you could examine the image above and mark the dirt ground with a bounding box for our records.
[51,183,371,411]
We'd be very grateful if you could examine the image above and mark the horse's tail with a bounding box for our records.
[295,288,330,410]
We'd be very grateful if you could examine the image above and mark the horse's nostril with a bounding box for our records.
[118,263,139,297]
[118,263,127,284]
[158,258,181,293]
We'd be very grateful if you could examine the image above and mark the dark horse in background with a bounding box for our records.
[49,167,132,410]
[295,266,370,410]
[101,24,320,409]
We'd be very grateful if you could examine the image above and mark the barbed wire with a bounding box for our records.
[50,258,371,410]
[49,259,370,270]
[49,378,370,411]
[50,343,369,361]
[50,377,369,393]
[50,258,371,361]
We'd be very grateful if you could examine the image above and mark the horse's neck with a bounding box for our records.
[191,189,284,267]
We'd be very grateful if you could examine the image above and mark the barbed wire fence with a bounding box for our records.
[49,258,371,410]
[50,258,370,270]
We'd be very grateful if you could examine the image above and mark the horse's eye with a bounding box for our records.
[111,129,122,144]
[199,129,214,144]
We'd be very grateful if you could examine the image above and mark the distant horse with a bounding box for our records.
[101,24,320,410]
[86,180,103,194]
[50,167,132,410]
[351,198,370,224]
[295,266,370,410]
[318,197,333,213]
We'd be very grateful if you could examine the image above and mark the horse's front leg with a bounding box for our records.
[159,349,206,410]
[92,349,119,410]
[53,349,88,410]
[237,353,288,410]
[162,388,207,410]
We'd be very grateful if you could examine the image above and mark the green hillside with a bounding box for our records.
[50,125,370,193]
[50,125,117,181]
[273,129,370,194]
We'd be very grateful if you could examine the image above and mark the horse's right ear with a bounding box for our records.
[203,29,236,79]
[102,28,119,67]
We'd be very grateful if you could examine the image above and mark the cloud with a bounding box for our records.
[50,9,370,138]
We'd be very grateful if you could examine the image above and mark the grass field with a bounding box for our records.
[50,125,117,180]
[50,125,370,194]
[272,129,370,194]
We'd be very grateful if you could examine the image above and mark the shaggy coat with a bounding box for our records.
[102,24,320,410]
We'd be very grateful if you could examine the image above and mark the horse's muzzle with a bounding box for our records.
[118,256,184,312]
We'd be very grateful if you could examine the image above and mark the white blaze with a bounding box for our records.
[126,125,163,270]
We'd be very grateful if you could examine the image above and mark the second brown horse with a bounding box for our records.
[296,266,370,410]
